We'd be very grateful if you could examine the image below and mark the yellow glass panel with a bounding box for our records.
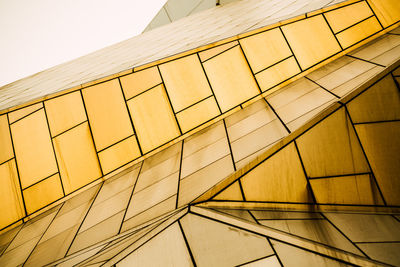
[213,181,243,201]
[336,17,382,49]
[119,66,162,100]
[310,174,384,205]
[240,28,292,73]
[23,173,64,214]
[10,109,58,189]
[159,54,212,112]
[296,108,369,177]
[203,46,260,112]
[0,160,24,229]
[176,96,220,133]
[82,79,134,151]
[281,15,341,69]
[8,103,43,123]
[240,142,311,202]
[44,91,87,137]
[199,41,238,62]
[127,84,180,153]
[0,115,13,163]
[355,121,400,205]
[368,0,400,28]
[53,122,102,194]
[98,136,141,174]
[255,57,301,92]
[324,1,374,33]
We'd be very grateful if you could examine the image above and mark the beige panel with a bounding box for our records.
[336,17,382,49]
[324,213,400,242]
[281,15,341,69]
[203,46,260,112]
[125,173,178,219]
[23,174,64,214]
[0,160,24,229]
[242,255,281,267]
[178,155,234,206]
[180,213,274,267]
[255,57,301,92]
[10,109,58,188]
[98,136,141,174]
[213,181,243,201]
[347,75,400,123]
[0,115,13,163]
[127,84,180,153]
[159,54,212,112]
[117,223,193,267]
[82,79,134,151]
[176,96,220,133]
[358,243,400,266]
[324,1,373,33]
[367,0,400,28]
[261,219,361,255]
[355,121,400,205]
[296,108,369,177]
[44,91,87,137]
[240,28,292,73]
[199,41,238,62]
[310,174,383,205]
[241,142,311,202]
[119,66,162,100]
[53,122,102,194]
[8,103,43,123]
[271,240,348,267]
[231,119,288,164]
[121,196,176,232]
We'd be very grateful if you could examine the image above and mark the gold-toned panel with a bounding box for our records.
[347,75,400,123]
[8,103,43,124]
[240,142,311,202]
[324,1,374,33]
[296,108,369,177]
[44,91,87,137]
[127,84,180,153]
[82,79,134,151]
[0,160,24,229]
[10,109,58,189]
[23,174,64,214]
[213,181,243,201]
[0,115,13,163]
[310,174,384,205]
[281,15,341,69]
[98,136,141,174]
[255,57,301,92]
[159,54,212,112]
[336,17,382,49]
[119,66,162,100]
[367,0,400,28]
[240,28,292,73]
[203,46,260,112]
[176,96,220,133]
[199,41,238,62]
[53,122,102,194]
[355,121,400,205]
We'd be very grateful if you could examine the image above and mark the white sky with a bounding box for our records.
[0,0,166,87]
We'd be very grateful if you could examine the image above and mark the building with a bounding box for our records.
[0,0,399,266]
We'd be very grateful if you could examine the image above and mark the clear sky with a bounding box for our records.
[0,0,166,87]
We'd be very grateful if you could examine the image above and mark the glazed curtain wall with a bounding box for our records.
[0,0,399,231]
